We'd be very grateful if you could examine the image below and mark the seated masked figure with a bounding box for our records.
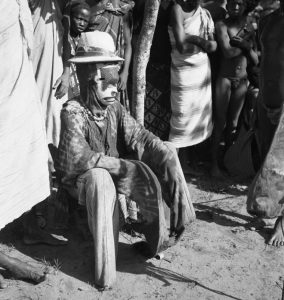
[55,31,195,289]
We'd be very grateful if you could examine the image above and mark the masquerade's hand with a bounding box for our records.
[53,73,69,99]
[230,36,251,52]
[118,71,128,91]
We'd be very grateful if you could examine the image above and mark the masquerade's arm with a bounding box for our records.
[119,105,196,229]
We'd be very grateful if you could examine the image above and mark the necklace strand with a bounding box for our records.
[82,102,108,122]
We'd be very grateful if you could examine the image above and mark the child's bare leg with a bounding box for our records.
[211,77,231,177]
[225,79,247,147]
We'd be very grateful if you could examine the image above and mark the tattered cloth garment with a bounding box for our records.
[56,99,195,255]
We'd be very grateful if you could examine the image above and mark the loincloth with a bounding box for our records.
[226,76,248,90]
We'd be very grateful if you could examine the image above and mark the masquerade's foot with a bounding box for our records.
[97,285,112,292]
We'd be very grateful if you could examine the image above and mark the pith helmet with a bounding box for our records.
[68,31,124,64]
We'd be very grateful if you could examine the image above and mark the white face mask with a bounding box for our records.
[92,64,120,108]
[76,63,120,110]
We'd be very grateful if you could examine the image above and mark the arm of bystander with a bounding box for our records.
[215,20,243,58]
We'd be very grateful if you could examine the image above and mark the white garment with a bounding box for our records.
[0,0,50,230]
[30,0,67,147]
[168,6,214,148]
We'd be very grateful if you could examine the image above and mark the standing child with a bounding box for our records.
[29,0,68,169]
[211,0,258,177]
[67,2,91,99]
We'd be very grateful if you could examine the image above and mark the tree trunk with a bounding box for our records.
[132,0,160,125]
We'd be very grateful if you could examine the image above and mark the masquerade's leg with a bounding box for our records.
[78,168,118,289]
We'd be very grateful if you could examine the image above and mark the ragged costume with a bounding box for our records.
[55,31,195,288]
[56,99,195,286]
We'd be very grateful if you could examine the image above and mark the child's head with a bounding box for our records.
[227,0,258,17]
[227,0,247,18]
[177,0,201,12]
[70,2,91,36]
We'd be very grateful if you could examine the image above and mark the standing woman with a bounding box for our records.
[0,0,50,242]
[168,0,216,174]
[28,0,68,171]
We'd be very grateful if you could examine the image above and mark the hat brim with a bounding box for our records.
[69,56,124,64]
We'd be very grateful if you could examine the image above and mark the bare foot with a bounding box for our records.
[268,216,284,247]
[97,285,112,292]
[23,229,68,246]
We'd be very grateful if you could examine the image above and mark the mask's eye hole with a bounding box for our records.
[99,78,105,81]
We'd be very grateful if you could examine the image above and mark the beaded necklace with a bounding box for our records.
[81,99,108,122]
[81,102,110,153]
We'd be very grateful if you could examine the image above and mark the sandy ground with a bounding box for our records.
[0,173,283,300]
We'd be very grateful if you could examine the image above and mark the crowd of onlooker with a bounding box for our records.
[141,0,280,181]
[156,0,281,181]
[25,0,282,183]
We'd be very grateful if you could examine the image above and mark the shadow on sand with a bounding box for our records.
[0,219,245,299]
[117,242,245,300]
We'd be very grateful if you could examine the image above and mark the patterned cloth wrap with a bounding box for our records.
[144,63,171,140]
